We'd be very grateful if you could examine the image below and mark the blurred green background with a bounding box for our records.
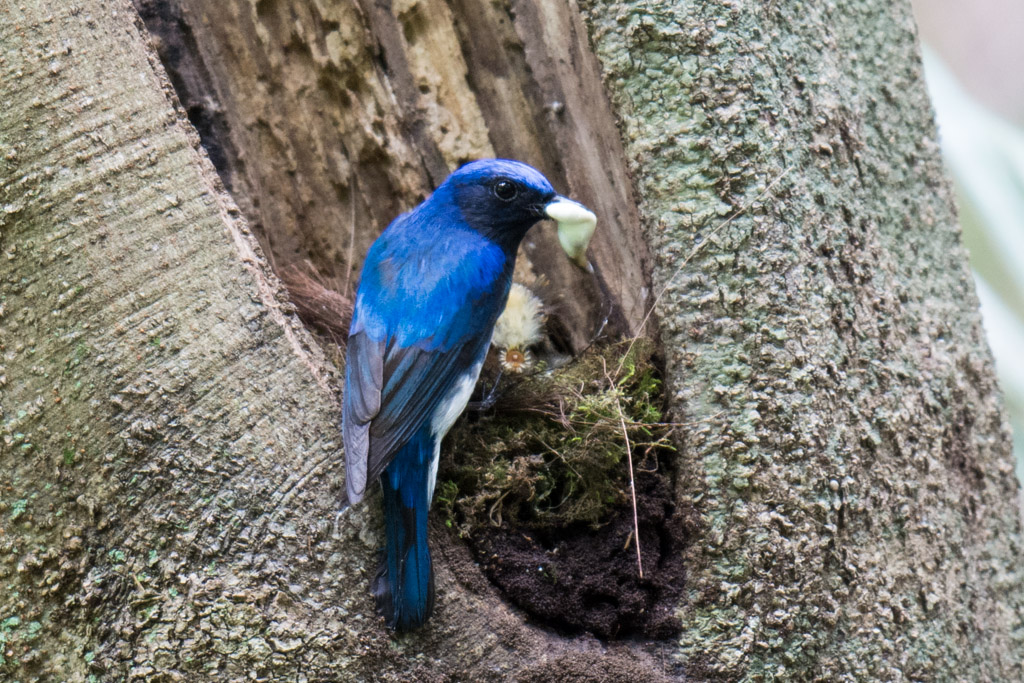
[915,0,1024,479]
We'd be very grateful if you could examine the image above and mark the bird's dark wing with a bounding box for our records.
[371,334,489,460]
[342,331,383,503]
[342,328,490,503]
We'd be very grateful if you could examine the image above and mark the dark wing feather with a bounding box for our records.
[342,332,383,503]
[368,336,490,466]
[342,329,491,503]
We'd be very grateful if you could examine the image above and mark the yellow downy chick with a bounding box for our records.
[493,283,545,373]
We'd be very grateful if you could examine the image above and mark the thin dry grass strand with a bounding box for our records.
[600,355,644,578]
[344,169,358,300]
[600,166,792,578]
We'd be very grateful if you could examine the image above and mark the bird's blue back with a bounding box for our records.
[342,159,561,631]
[351,184,510,352]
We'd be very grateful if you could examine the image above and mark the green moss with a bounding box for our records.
[439,339,674,535]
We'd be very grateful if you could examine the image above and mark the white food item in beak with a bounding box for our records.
[544,196,597,270]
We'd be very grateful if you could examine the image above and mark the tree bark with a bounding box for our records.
[2,0,1022,682]
[131,0,651,352]
[576,1,1024,678]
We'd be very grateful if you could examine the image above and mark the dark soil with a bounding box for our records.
[466,470,692,640]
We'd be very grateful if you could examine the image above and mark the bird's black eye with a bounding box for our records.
[493,180,518,202]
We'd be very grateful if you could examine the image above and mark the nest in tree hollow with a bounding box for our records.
[439,338,690,640]
[439,338,675,533]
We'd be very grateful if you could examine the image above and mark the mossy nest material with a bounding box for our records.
[439,339,671,533]
[438,339,690,639]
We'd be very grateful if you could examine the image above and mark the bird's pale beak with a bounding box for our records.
[544,196,597,271]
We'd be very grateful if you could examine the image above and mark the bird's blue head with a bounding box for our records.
[435,159,559,253]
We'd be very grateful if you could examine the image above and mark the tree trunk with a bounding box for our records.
[2,1,1021,682]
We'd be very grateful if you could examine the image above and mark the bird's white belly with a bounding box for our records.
[427,359,484,501]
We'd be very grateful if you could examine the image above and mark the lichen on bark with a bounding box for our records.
[579,0,1024,678]
[0,1,371,678]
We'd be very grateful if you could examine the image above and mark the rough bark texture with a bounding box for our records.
[2,0,1023,682]
[133,0,651,350]
[0,1,356,678]
[576,0,1024,678]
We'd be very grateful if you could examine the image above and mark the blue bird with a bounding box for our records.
[343,159,595,631]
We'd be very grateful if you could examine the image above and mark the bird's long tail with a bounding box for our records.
[372,428,436,631]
